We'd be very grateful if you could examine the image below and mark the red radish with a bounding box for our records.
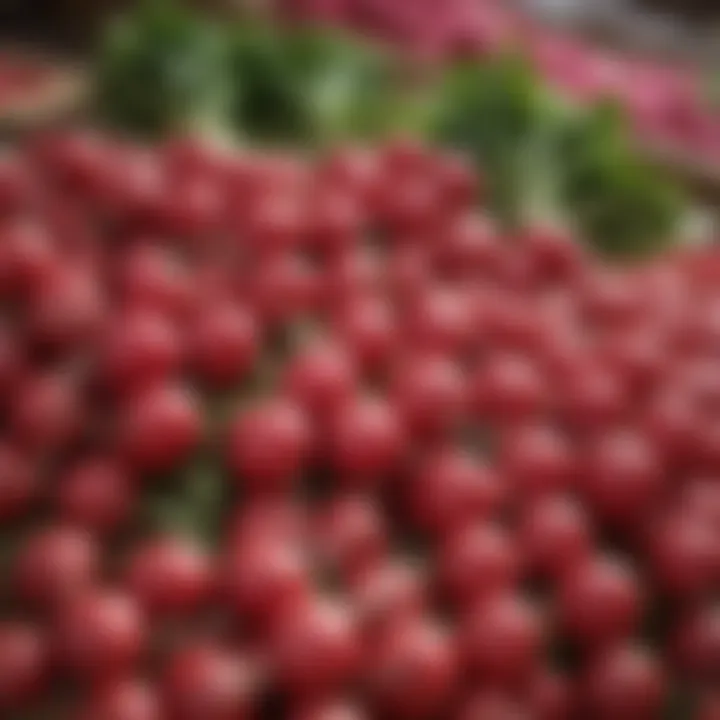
[522,226,583,285]
[191,302,259,387]
[434,151,479,211]
[120,384,202,473]
[433,211,499,278]
[96,150,166,225]
[101,310,185,395]
[643,387,697,466]
[244,190,306,256]
[696,694,720,720]
[0,220,56,298]
[224,536,310,625]
[283,341,358,419]
[527,669,575,720]
[162,135,229,182]
[392,353,466,440]
[117,243,195,319]
[328,395,406,484]
[0,443,37,521]
[53,589,145,679]
[0,623,46,711]
[315,494,388,579]
[458,691,530,720]
[648,511,719,601]
[11,372,83,453]
[0,323,22,400]
[320,247,383,307]
[57,457,135,533]
[306,189,363,256]
[157,175,224,239]
[367,618,457,719]
[351,559,426,637]
[76,679,160,720]
[404,286,473,354]
[270,596,361,698]
[438,522,521,608]
[475,289,542,352]
[28,129,115,192]
[558,555,643,649]
[290,700,369,720]
[501,423,575,497]
[27,266,105,352]
[126,535,213,616]
[462,592,543,686]
[472,353,548,423]
[559,363,626,430]
[251,253,319,326]
[333,293,397,369]
[161,643,256,720]
[673,605,720,683]
[227,398,312,493]
[227,497,308,547]
[0,155,33,214]
[316,145,380,198]
[582,429,664,526]
[386,244,429,305]
[409,447,503,536]
[519,495,594,580]
[14,526,98,608]
[681,477,720,531]
[581,644,665,720]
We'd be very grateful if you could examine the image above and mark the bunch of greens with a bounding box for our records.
[555,101,684,257]
[431,56,560,229]
[95,1,412,145]
[94,1,687,258]
[431,54,685,257]
[229,24,416,145]
[95,0,231,137]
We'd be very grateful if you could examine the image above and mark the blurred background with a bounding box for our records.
[2,0,720,50]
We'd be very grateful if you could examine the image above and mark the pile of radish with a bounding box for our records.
[0,130,718,720]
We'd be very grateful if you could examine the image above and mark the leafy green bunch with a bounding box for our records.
[94,0,687,258]
[95,0,411,145]
[555,101,684,257]
[96,0,230,136]
[431,55,685,257]
[229,23,417,145]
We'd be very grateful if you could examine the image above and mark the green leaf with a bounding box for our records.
[432,55,556,228]
[229,24,313,143]
[95,0,230,137]
[555,99,684,257]
[291,29,407,141]
[435,56,540,156]
[229,24,405,145]
[432,53,685,256]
